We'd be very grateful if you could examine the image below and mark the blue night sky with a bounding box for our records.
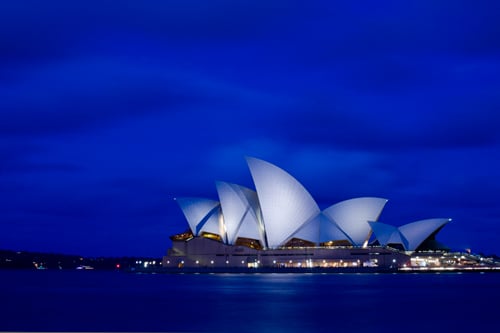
[1,1,500,256]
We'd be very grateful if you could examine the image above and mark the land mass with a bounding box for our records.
[0,249,162,270]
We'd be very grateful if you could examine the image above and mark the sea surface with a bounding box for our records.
[1,270,499,332]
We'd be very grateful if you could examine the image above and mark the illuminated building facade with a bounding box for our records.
[163,157,497,271]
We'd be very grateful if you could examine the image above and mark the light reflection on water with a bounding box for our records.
[1,270,499,333]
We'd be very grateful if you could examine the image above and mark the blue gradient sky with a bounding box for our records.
[1,1,500,256]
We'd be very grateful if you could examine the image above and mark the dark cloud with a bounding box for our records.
[271,85,500,150]
[0,59,212,136]
[0,0,292,67]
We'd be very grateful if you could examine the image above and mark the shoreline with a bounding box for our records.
[129,266,500,274]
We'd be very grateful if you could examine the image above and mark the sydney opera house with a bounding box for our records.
[162,157,496,271]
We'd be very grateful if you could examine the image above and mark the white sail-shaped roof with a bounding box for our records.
[198,206,225,240]
[215,181,264,245]
[246,157,321,248]
[398,218,451,251]
[175,197,220,236]
[291,213,352,244]
[323,197,388,246]
[368,221,408,248]
[174,158,453,252]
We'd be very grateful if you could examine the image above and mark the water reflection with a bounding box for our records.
[0,271,499,333]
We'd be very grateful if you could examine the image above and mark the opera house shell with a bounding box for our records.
[163,157,455,271]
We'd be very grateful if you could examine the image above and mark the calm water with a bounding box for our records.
[1,270,499,332]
